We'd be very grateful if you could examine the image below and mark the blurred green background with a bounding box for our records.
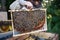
[43,0,60,40]
[5,0,60,40]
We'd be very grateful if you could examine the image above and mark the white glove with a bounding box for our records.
[19,0,33,8]
[24,1,33,9]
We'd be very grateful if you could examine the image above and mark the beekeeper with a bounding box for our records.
[9,0,33,10]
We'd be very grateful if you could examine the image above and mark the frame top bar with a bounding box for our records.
[9,8,46,12]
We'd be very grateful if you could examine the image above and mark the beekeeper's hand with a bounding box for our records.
[19,0,33,9]
[24,1,33,10]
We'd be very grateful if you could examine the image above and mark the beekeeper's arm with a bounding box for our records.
[9,0,33,10]
[9,0,21,10]
[19,0,26,5]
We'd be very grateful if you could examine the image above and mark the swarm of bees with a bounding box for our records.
[13,10,45,33]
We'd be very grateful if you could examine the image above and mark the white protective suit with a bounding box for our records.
[9,0,33,10]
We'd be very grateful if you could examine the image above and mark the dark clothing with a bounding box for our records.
[25,0,42,8]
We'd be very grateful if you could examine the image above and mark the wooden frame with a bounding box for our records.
[9,8,47,37]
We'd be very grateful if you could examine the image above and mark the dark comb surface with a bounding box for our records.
[12,10,45,33]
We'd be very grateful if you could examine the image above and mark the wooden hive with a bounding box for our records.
[0,20,12,33]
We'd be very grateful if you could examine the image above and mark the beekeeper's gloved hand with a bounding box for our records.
[19,0,33,10]
[25,1,33,10]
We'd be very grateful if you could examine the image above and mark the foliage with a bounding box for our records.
[6,0,15,11]
[6,0,15,19]
[47,0,60,40]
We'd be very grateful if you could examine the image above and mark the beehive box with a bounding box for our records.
[0,20,12,33]
[9,8,47,36]
[7,32,59,40]
[0,20,13,38]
